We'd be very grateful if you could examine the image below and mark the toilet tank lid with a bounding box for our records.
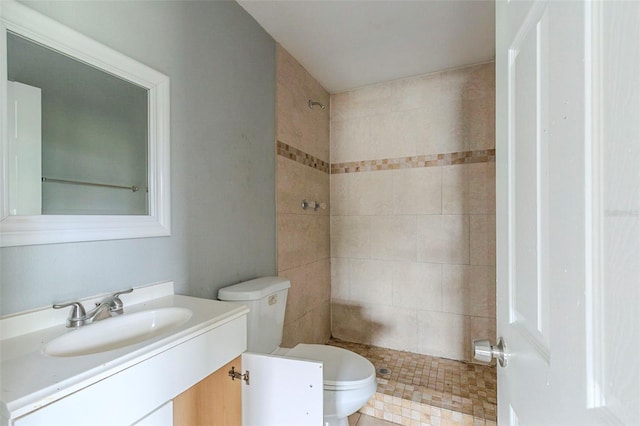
[218,277,291,301]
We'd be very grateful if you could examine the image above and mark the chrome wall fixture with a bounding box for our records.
[308,100,325,110]
[301,199,326,211]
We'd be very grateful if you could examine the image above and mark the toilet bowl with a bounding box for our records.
[284,343,377,426]
[218,277,377,426]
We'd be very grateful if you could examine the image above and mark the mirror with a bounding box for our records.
[1,0,170,246]
[8,32,149,216]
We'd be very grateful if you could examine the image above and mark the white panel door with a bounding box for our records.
[241,352,323,426]
[496,0,639,424]
[7,81,41,215]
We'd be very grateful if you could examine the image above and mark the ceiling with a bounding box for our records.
[236,0,495,93]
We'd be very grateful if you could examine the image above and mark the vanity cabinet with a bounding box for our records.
[173,356,242,425]
[2,303,248,426]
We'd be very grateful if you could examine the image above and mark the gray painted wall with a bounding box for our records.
[0,1,277,315]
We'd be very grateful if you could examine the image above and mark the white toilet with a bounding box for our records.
[218,276,377,426]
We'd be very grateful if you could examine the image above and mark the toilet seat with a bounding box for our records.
[285,344,376,391]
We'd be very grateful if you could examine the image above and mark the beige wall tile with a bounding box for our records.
[277,155,306,214]
[418,310,470,360]
[330,90,351,123]
[466,64,495,152]
[417,215,470,264]
[282,317,306,348]
[330,173,349,216]
[468,162,496,215]
[349,258,393,305]
[369,216,417,261]
[348,81,394,119]
[277,45,306,95]
[413,105,464,156]
[469,265,496,318]
[277,213,296,271]
[441,64,496,152]
[292,97,316,158]
[391,262,442,311]
[299,214,317,266]
[370,305,419,353]
[330,116,372,163]
[283,310,315,347]
[312,298,332,343]
[442,265,496,318]
[391,72,441,113]
[435,96,467,154]
[277,82,300,146]
[393,167,442,215]
[349,171,394,215]
[316,215,330,260]
[443,162,496,215]
[281,264,309,323]
[281,261,331,347]
[277,46,331,160]
[470,215,496,265]
[277,45,331,349]
[442,164,467,214]
[314,111,331,162]
[331,301,375,344]
[309,257,331,304]
[469,316,497,350]
[331,257,350,301]
[369,111,417,160]
[306,168,330,216]
[331,215,371,258]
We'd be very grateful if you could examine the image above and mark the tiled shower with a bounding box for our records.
[275,45,496,424]
[330,62,496,362]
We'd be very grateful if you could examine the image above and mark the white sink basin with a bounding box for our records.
[44,307,192,357]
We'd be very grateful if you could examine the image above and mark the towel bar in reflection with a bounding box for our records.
[41,177,141,192]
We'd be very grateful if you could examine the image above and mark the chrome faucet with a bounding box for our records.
[53,288,133,328]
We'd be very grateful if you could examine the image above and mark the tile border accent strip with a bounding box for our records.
[331,149,496,174]
[277,140,330,174]
[277,140,495,176]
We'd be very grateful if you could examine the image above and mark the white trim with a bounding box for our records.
[0,0,171,246]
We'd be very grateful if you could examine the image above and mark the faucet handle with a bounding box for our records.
[53,301,87,328]
[112,288,133,298]
[110,288,133,314]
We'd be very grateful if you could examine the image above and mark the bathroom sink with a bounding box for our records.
[44,307,192,357]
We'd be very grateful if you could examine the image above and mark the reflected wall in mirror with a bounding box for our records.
[8,33,149,215]
[1,0,170,247]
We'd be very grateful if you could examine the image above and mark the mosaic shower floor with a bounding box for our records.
[329,339,497,426]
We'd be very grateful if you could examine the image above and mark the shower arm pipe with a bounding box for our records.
[308,100,325,110]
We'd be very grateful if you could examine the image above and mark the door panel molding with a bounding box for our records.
[507,1,550,360]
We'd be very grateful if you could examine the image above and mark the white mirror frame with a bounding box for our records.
[0,0,170,247]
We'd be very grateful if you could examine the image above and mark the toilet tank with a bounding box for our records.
[217,277,291,354]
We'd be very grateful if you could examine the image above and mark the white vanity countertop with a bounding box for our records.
[0,282,249,420]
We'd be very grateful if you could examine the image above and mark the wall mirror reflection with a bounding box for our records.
[1,0,170,247]
[7,33,149,216]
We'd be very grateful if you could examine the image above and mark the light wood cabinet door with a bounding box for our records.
[173,356,242,425]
